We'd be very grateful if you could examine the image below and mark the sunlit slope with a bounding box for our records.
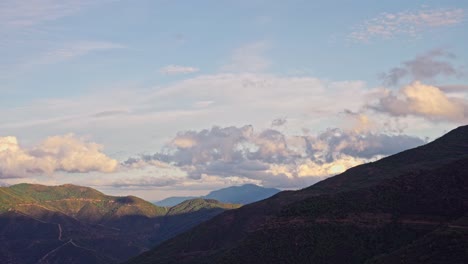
[0,184,240,264]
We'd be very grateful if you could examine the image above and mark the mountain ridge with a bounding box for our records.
[0,183,241,264]
[155,184,280,207]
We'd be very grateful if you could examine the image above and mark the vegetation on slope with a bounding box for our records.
[0,183,167,221]
[0,184,240,264]
[167,199,241,216]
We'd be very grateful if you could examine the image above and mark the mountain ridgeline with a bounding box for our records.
[155,184,280,207]
[0,184,240,264]
[127,125,468,264]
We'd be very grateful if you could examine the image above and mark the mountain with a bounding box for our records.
[0,184,240,264]
[154,184,280,206]
[126,125,468,264]
[204,184,280,204]
[154,196,197,207]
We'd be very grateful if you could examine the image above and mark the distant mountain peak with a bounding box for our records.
[154,184,280,207]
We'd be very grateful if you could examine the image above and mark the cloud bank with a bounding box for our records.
[125,124,425,188]
[0,134,118,178]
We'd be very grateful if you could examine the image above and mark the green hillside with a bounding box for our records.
[167,198,240,216]
[0,183,166,222]
[0,184,240,264]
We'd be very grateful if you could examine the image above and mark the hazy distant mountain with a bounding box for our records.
[155,184,280,206]
[127,125,468,264]
[0,184,240,264]
[204,184,280,204]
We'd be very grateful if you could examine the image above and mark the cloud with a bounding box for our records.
[295,156,369,178]
[380,49,464,86]
[0,0,98,29]
[89,173,262,192]
[306,127,425,161]
[0,72,376,158]
[149,73,367,118]
[99,176,182,188]
[0,134,118,178]
[350,8,464,42]
[271,117,287,127]
[438,84,468,93]
[125,124,424,188]
[27,41,124,65]
[370,81,467,122]
[221,41,271,73]
[160,65,200,75]
[92,110,129,118]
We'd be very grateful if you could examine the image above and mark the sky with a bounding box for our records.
[0,0,467,200]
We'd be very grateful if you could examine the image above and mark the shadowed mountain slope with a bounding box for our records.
[127,125,468,264]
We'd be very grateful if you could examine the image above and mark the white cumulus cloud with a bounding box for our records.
[0,134,118,178]
[371,81,467,121]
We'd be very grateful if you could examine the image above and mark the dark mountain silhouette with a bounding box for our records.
[126,125,468,264]
[0,184,240,264]
[155,184,280,206]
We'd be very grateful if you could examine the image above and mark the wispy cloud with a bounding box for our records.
[380,49,464,86]
[92,110,130,118]
[160,65,200,75]
[0,0,102,29]
[0,1,119,75]
[222,41,271,73]
[99,176,182,188]
[26,41,125,65]
[350,8,464,42]
[0,73,370,156]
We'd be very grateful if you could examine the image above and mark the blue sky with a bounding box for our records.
[0,0,467,200]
